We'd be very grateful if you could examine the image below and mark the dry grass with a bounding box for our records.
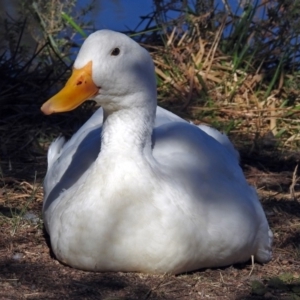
[147,22,300,152]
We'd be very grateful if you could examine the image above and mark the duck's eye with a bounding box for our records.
[111,48,120,56]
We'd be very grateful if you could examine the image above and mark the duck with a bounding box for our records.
[41,29,273,274]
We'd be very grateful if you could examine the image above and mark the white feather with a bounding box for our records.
[43,30,272,274]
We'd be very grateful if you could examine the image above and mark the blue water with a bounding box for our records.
[80,0,260,33]
[89,0,154,31]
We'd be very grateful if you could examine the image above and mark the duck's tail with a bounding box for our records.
[255,225,273,263]
[47,136,66,170]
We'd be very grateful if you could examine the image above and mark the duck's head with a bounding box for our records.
[41,30,157,115]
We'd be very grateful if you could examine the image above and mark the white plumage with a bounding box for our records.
[42,30,272,274]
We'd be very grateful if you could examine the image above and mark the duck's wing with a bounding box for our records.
[47,108,104,170]
[156,106,239,161]
[152,121,243,182]
[43,108,104,202]
[151,120,272,263]
[155,106,186,126]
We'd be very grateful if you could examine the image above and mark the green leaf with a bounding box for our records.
[61,12,87,38]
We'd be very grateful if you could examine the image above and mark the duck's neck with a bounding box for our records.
[100,102,155,158]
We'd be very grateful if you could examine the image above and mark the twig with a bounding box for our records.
[289,164,299,201]
[143,274,167,300]
[249,255,255,277]
[219,271,225,284]
[32,2,70,63]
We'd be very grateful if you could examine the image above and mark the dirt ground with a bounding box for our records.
[0,113,300,299]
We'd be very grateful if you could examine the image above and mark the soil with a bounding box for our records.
[0,114,300,299]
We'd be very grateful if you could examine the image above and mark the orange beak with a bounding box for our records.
[41,61,99,115]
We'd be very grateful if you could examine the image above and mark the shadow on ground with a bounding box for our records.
[0,258,163,299]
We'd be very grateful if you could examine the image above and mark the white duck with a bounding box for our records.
[41,29,272,274]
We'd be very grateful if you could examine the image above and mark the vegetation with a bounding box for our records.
[2,0,300,148]
[0,1,300,299]
[134,0,300,150]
